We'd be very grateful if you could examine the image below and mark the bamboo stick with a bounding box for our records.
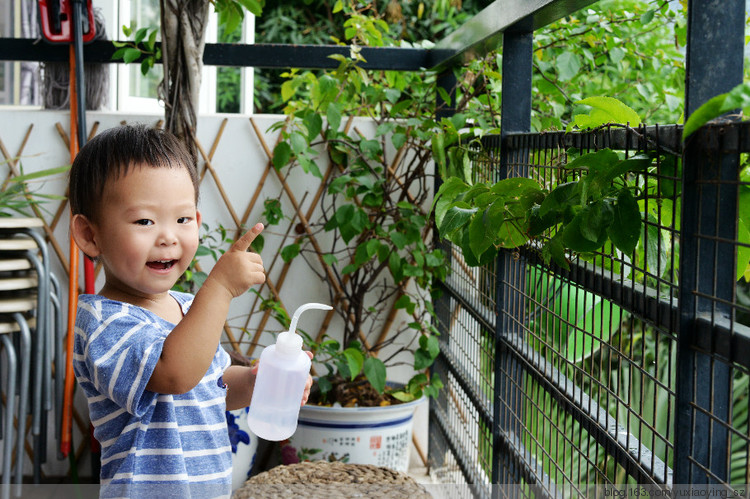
[194,136,242,228]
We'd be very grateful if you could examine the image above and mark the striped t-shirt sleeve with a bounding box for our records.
[75,298,164,417]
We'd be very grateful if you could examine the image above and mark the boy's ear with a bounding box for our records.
[70,214,101,260]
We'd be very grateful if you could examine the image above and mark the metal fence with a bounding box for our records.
[429,122,750,497]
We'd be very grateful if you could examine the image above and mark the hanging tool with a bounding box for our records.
[38,0,96,471]
[38,0,95,45]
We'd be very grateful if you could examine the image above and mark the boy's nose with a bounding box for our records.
[158,230,178,246]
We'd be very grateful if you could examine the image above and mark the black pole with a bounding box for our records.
[71,0,87,149]
[71,0,98,482]
[494,17,532,493]
[675,0,744,485]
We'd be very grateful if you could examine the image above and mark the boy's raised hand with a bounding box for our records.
[207,223,266,298]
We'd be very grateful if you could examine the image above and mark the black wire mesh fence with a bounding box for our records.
[429,124,750,498]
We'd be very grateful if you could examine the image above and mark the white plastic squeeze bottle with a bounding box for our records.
[247,302,332,441]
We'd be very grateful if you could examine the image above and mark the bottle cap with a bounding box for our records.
[276,330,303,355]
[275,302,333,356]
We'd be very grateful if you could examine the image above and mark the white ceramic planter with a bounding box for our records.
[226,407,259,491]
[284,396,424,472]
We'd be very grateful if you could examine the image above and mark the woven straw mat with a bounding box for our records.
[233,460,432,498]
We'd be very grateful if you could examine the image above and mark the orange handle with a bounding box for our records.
[61,234,78,457]
[61,43,80,458]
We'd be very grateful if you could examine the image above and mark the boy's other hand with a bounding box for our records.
[206,223,266,298]
[250,351,314,406]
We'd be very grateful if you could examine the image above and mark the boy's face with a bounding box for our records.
[90,164,201,300]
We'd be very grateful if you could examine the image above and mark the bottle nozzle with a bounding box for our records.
[288,302,333,334]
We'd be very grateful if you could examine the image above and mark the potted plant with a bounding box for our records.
[254,7,453,471]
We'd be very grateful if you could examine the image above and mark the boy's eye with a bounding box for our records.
[135,219,153,226]
[178,217,192,224]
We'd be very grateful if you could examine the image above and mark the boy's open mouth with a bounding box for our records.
[147,260,177,270]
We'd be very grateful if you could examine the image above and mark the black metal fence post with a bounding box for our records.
[494,19,533,490]
[675,0,745,485]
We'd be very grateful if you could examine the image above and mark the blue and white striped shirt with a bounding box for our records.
[74,292,232,498]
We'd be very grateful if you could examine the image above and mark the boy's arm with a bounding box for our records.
[223,365,256,411]
[146,223,265,394]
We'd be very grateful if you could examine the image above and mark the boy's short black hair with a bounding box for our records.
[68,124,199,221]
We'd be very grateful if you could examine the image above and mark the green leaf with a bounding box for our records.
[390,390,416,402]
[737,222,750,282]
[468,209,493,260]
[360,139,382,160]
[8,164,70,182]
[272,142,292,170]
[326,103,342,132]
[609,46,626,64]
[486,192,531,245]
[134,27,149,44]
[317,376,333,396]
[140,59,151,76]
[565,148,620,173]
[343,347,364,381]
[432,176,470,223]
[389,231,408,250]
[280,243,300,262]
[542,234,569,269]
[328,204,367,243]
[354,240,377,266]
[299,156,321,177]
[683,83,750,139]
[281,80,297,102]
[389,251,403,281]
[403,264,423,277]
[237,0,263,17]
[573,96,642,128]
[111,47,128,61]
[562,209,609,253]
[556,51,581,81]
[636,212,667,277]
[641,9,655,25]
[392,132,407,150]
[602,154,651,184]
[395,295,416,314]
[419,334,440,359]
[737,186,750,281]
[290,131,308,156]
[363,357,386,393]
[303,112,323,141]
[414,347,435,370]
[607,189,641,255]
[249,234,264,253]
[566,293,624,363]
[431,133,446,175]
[439,203,476,239]
[123,48,142,64]
[490,177,542,197]
[539,182,580,218]
[147,29,158,50]
[195,246,212,257]
[579,201,614,243]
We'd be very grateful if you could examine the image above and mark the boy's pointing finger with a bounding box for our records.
[230,223,264,252]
